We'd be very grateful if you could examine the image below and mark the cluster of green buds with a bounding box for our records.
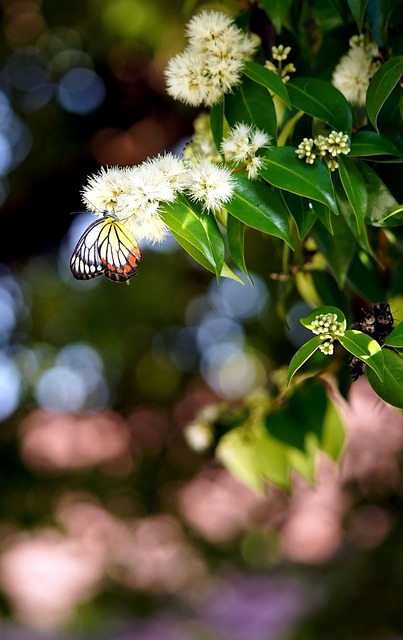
[295,138,316,165]
[310,312,345,355]
[295,131,350,171]
[265,45,296,83]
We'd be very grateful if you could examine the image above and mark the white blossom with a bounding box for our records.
[81,166,132,214]
[80,156,189,244]
[245,155,264,180]
[164,10,257,107]
[332,43,380,106]
[221,122,271,179]
[165,50,214,107]
[147,153,190,192]
[186,158,235,213]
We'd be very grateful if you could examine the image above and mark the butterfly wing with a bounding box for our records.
[70,216,142,282]
[70,217,107,280]
[97,219,142,282]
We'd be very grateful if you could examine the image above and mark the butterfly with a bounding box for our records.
[70,213,142,283]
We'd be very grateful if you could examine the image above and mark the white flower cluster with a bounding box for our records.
[265,44,296,84]
[221,122,271,179]
[310,313,345,355]
[164,10,257,107]
[81,153,235,243]
[186,158,235,213]
[332,34,381,107]
[295,130,350,171]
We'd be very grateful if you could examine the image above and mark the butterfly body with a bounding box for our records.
[70,214,142,283]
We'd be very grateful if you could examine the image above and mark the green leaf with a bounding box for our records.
[334,162,375,259]
[300,305,346,330]
[281,191,316,239]
[199,213,225,281]
[216,422,291,491]
[226,213,251,280]
[322,398,346,461]
[312,212,356,287]
[367,348,403,409]
[338,156,368,233]
[161,199,225,279]
[384,322,403,349]
[349,130,403,158]
[266,382,328,483]
[169,229,242,282]
[357,162,402,227]
[367,0,395,47]
[287,336,322,385]
[226,175,294,247]
[266,380,345,479]
[311,202,334,234]
[259,147,337,212]
[210,101,224,155]
[347,251,385,301]
[243,61,290,108]
[162,199,214,262]
[168,229,213,270]
[375,205,403,226]
[286,447,317,484]
[366,56,403,132]
[225,76,277,141]
[384,204,403,221]
[268,380,345,463]
[261,0,294,32]
[221,263,245,283]
[339,329,384,380]
[347,0,369,32]
[295,272,322,307]
[287,77,353,133]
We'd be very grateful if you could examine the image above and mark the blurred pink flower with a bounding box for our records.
[177,466,285,543]
[19,409,133,473]
[340,377,403,493]
[281,378,403,563]
[56,493,130,558]
[0,493,208,629]
[0,529,103,629]
[109,514,207,593]
[58,495,206,595]
[282,456,346,563]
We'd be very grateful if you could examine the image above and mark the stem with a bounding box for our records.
[282,241,290,275]
[288,215,304,271]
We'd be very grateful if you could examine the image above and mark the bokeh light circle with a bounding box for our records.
[57,68,105,114]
